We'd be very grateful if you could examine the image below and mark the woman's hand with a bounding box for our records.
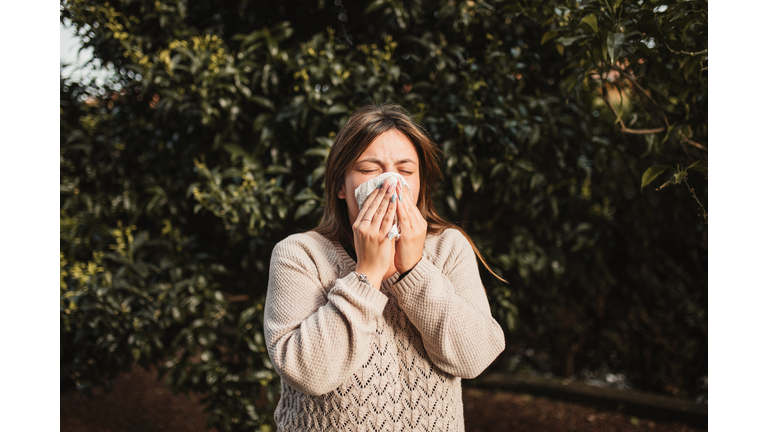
[394,182,427,274]
[352,179,399,289]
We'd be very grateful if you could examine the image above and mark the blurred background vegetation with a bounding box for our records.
[60,0,707,430]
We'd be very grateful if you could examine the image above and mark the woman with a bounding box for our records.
[264,104,505,431]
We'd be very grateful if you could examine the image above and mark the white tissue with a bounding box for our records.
[354,172,413,240]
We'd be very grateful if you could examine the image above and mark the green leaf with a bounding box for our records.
[250,95,275,111]
[606,32,625,64]
[490,162,506,178]
[673,170,688,185]
[310,166,325,184]
[557,36,587,47]
[238,306,259,330]
[470,171,483,192]
[315,136,334,148]
[294,200,316,220]
[223,143,245,158]
[252,113,271,131]
[326,104,349,115]
[265,165,290,174]
[245,337,260,352]
[303,147,329,158]
[579,14,599,35]
[541,30,559,45]
[294,188,320,201]
[601,33,608,61]
[464,125,477,143]
[641,165,673,192]
[686,160,708,179]
[452,175,464,200]
[661,124,675,145]
[206,371,218,385]
[364,0,387,14]
[214,290,226,303]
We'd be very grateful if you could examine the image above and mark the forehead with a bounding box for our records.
[358,129,418,163]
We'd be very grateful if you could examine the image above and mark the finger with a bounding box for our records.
[400,182,421,223]
[404,195,428,235]
[402,183,424,222]
[396,183,411,229]
[370,180,397,228]
[399,182,416,211]
[358,182,385,215]
[358,181,389,224]
[380,189,399,235]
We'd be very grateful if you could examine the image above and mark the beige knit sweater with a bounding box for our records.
[264,228,505,431]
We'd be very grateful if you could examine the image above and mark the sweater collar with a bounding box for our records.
[331,238,357,270]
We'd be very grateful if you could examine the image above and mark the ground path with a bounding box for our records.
[61,367,704,431]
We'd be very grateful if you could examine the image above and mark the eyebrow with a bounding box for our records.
[357,157,417,165]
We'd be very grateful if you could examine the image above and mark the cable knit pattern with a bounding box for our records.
[264,229,505,431]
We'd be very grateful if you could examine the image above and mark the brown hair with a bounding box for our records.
[314,103,506,283]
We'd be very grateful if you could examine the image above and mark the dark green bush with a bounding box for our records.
[61,0,707,429]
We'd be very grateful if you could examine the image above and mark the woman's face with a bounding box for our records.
[338,129,421,224]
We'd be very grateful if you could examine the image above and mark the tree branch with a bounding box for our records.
[683,178,708,225]
[679,136,695,163]
[655,16,709,57]
[621,126,665,134]
[682,136,708,152]
[667,47,707,57]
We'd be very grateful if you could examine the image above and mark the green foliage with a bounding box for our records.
[61,0,707,428]
[641,160,708,225]
[641,160,707,192]
[641,164,674,191]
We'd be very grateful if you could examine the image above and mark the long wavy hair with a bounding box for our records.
[314,103,505,282]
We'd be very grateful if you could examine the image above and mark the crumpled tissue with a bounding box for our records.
[354,172,413,240]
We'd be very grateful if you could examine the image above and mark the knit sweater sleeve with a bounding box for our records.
[390,229,505,379]
[264,235,389,396]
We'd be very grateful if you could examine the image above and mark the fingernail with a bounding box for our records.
[377,181,383,188]
[391,195,396,202]
[398,193,402,201]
